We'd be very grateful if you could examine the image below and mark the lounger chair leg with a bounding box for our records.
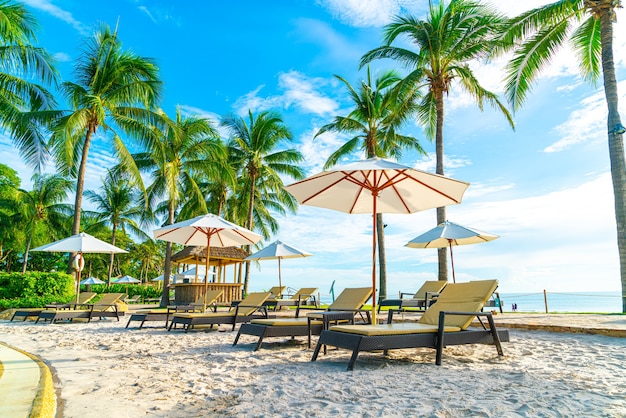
[347,349,360,371]
[311,340,323,362]
[233,330,242,346]
[436,311,446,365]
[487,313,504,356]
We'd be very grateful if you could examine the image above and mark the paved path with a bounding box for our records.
[0,342,42,417]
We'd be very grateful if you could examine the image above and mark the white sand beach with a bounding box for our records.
[1,316,626,417]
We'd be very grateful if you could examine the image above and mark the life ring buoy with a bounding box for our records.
[73,254,85,272]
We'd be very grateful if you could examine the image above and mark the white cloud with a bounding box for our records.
[316,0,425,27]
[52,52,71,62]
[233,71,339,117]
[138,6,157,23]
[546,80,626,152]
[21,0,86,33]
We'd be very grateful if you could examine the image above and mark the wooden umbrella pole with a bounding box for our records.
[448,240,456,283]
[278,257,282,294]
[371,191,378,325]
[204,235,211,311]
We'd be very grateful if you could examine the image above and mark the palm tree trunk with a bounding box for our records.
[22,233,32,274]
[243,175,256,296]
[68,127,95,275]
[160,204,175,307]
[376,213,387,300]
[598,9,626,312]
[434,87,449,281]
[108,223,117,284]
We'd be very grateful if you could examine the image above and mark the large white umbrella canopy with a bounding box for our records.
[32,232,128,303]
[285,157,469,324]
[406,220,499,282]
[245,240,313,291]
[153,214,263,309]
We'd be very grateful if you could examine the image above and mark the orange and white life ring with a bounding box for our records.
[73,254,85,272]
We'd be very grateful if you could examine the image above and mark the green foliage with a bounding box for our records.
[84,283,161,299]
[0,271,74,308]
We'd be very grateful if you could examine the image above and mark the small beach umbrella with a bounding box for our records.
[113,275,141,284]
[151,274,164,282]
[113,275,141,295]
[406,220,499,283]
[80,276,105,285]
[245,240,313,292]
[153,214,262,310]
[31,232,128,303]
[285,157,469,324]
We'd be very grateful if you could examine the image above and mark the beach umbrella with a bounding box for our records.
[80,276,105,285]
[113,275,141,284]
[151,274,164,282]
[113,275,141,295]
[153,214,262,310]
[406,220,499,283]
[285,157,469,324]
[245,240,313,291]
[31,232,128,303]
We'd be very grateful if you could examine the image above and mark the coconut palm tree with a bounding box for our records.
[48,23,162,239]
[132,107,229,306]
[221,110,305,294]
[0,1,58,172]
[85,170,149,283]
[315,67,425,299]
[501,1,625,312]
[361,0,514,281]
[16,173,73,273]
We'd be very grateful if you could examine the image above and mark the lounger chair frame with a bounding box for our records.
[312,310,509,370]
[233,287,373,351]
[36,303,122,324]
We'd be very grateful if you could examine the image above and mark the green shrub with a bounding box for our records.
[0,272,75,309]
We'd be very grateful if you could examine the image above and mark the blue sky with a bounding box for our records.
[1,0,625,298]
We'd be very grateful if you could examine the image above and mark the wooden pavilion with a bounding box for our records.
[169,246,249,305]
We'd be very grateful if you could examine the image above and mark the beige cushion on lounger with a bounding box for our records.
[419,279,499,329]
[329,322,462,336]
[327,287,372,310]
[172,292,270,319]
[250,318,323,327]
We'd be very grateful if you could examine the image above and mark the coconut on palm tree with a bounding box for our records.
[221,110,305,294]
[500,0,625,312]
[315,67,425,299]
[361,0,515,281]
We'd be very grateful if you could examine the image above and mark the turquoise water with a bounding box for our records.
[318,291,623,313]
[498,291,623,313]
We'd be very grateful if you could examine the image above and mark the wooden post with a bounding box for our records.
[543,289,549,313]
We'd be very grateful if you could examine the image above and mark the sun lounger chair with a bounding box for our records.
[233,287,373,351]
[126,290,224,329]
[36,293,126,324]
[311,280,510,370]
[377,280,447,313]
[125,295,142,304]
[168,292,271,332]
[273,287,319,310]
[10,292,98,322]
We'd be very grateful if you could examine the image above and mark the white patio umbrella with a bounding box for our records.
[153,214,262,310]
[32,232,128,303]
[245,240,313,291]
[285,157,469,324]
[80,276,105,285]
[113,275,141,284]
[406,220,499,283]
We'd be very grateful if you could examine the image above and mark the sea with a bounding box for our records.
[496,291,623,313]
[318,291,624,313]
